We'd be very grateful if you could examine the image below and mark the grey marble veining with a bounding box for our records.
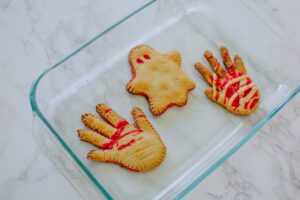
[0,0,299,199]
[185,95,300,200]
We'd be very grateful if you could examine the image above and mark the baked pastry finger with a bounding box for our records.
[234,54,246,73]
[96,103,128,128]
[81,113,116,138]
[220,46,234,70]
[204,50,227,78]
[77,104,166,172]
[194,63,213,85]
[195,46,260,115]
[131,107,156,133]
[78,129,111,148]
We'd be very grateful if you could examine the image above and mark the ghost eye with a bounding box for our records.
[136,58,144,64]
[143,54,151,60]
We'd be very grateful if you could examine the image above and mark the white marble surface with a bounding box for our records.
[0,0,299,199]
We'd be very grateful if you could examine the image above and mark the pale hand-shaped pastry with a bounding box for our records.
[194,46,260,115]
[127,44,195,116]
[77,104,166,172]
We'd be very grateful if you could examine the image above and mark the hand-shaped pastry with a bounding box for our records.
[127,44,195,116]
[77,104,166,172]
[194,46,260,115]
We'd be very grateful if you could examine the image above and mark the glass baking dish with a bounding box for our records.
[30,0,300,199]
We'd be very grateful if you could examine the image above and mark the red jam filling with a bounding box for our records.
[118,139,136,150]
[231,95,240,109]
[211,70,258,110]
[137,58,144,64]
[116,120,129,129]
[104,108,112,113]
[111,125,127,140]
[143,54,150,60]
[225,82,239,98]
[243,88,252,97]
[250,98,258,109]
[103,122,142,151]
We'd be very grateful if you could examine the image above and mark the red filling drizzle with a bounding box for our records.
[117,129,142,139]
[118,139,136,150]
[249,92,259,109]
[209,75,213,82]
[246,78,252,85]
[207,68,258,111]
[243,88,252,97]
[116,120,129,129]
[228,70,243,78]
[244,101,250,109]
[245,92,259,109]
[215,78,227,90]
[103,121,142,151]
[104,108,112,113]
[136,58,144,64]
[102,141,116,150]
[111,125,127,140]
[215,92,219,100]
[225,82,240,98]
[143,54,150,60]
[250,98,258,109]
[231,96,241,109]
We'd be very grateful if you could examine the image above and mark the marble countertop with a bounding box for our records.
[0,0,299,199]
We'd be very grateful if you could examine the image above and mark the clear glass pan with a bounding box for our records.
[30,0,300,199]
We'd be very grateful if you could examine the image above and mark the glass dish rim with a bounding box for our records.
[29,0,300,199]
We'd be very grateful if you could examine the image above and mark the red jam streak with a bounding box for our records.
[214,71,245,91]
[104,108,112,113]
[118,139,136,150]
[231,95,240,109]
[250,98,258,109]
[137,58,144,64]
[111,125,127,140]
[102,140,116,150]
[225,82,239,99]
[143,54,150,60]
[103,122,142,150]
[246,92,259,109]
[116,129,142,140]
[211,70,258,110]
[116,120,129,129]
[243,88,252,97]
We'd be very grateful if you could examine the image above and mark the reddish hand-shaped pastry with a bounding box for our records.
[126,44,195,116]
[195,46,260,115]
[77,104,166,172]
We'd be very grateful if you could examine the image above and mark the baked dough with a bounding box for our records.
[194,46,260,115]
[127,44,195,116]
[78,104,166,172]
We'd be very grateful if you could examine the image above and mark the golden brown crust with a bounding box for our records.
[234,54,246,73]
[78,104,166,172]
[195,46,260,116]
[204,50,227,78]
[81,113,116,137]
[205,87,260,115]
[96,104,127,127]
[126,44,195,116]
[194,62,212,85]
[77,129,110,148]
